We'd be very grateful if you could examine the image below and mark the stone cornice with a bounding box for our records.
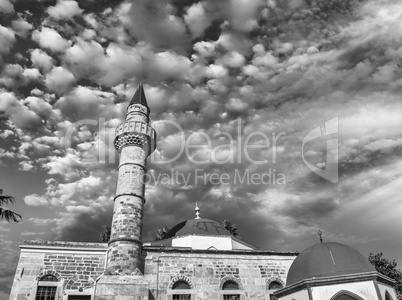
[21,240,107,248]
[20,240,107,253]
[142,246,298,256]
[376,272,396,285]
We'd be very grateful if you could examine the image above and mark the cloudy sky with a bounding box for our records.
[1,0,402,297]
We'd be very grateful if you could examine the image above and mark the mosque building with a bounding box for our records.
[9,85,398,300]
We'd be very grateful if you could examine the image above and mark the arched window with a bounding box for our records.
[36,275,59,300]
[330,291,364,300]
[267,280,283,300]
[385,291,393,300]
[173,280,191,290]
[172,280,191,300]
[222,281,239,290]
[40,275,58,282]
[222,280,240,300]
[268,281,283,290]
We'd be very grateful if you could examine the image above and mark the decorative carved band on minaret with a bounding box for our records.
[114,120,156,153]
[106,83,156,275]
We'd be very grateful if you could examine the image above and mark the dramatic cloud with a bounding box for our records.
[11,17,33,37]
[122,0,190,53]
[184,2,211,38]
[32,27,71,52]
[45,66,76,94]
[28,217,58,226]
[24,194,48,206]
[0,90,42,129]
[229,0,263,32]
[55,85,116,120]
[47,0,83,20]
[0,0,14,14]
[22,68,42,81]
[0,25,15,56]
[0,129,13,139]
[30,48,54,72]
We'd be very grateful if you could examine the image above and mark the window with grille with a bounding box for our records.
[223,295,240,300]
[222,280,240,300]
[67,296,91,300]
[35,286,56,300]
[267,280,282,300]
[172,280,191,300]
[172,295,191,300]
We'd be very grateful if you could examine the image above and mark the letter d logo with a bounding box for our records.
[302,117,338,183]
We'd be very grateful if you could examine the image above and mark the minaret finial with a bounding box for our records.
[318,230,323,243]
[128,81,148,108]
[195,202,201,219]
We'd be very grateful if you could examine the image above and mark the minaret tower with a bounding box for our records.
[107,82,156,274]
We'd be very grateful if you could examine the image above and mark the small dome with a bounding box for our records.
[163,218,230,239]
[287,242,375,286]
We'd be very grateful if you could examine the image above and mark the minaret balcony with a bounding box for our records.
[114,120,156,153]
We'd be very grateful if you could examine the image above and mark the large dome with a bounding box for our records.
[286,242,375,286]
[145,217,257,250]
[162,218,230,239]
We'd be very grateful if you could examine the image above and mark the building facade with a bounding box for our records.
[10,239,296,300]
[9,84,397,300]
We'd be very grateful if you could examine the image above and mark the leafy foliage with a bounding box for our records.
[155,226,170,240]
[369,252,402,299]
[100,225,111,242]
[0,189,22,223]
[222,219,239,237]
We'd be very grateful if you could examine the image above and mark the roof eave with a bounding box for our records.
[274,271,380,297]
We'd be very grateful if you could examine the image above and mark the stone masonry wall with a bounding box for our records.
[9,241,107,300]
[10,243,296,300]
[142,248,296,300]
[43,252,105,289]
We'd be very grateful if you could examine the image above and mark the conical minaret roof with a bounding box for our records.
[129,82,148,107]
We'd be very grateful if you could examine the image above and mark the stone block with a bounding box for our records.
[95,275,149,300]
